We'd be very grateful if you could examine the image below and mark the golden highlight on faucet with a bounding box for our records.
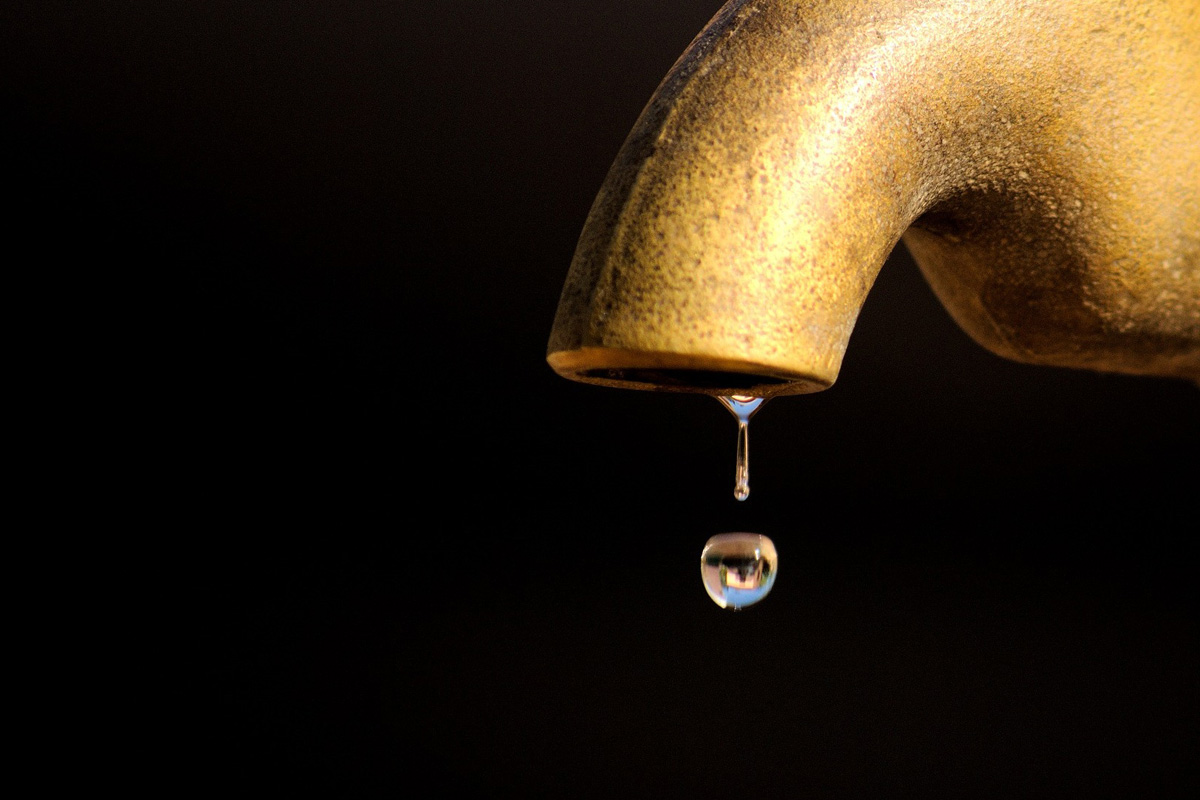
[547,0,1200,396]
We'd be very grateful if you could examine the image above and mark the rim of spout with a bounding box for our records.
[546,346,832,397]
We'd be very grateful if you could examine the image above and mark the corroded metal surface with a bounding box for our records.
[547,0,1200,395]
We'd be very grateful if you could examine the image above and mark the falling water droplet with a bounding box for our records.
[700,533,778,610]
[717,395,765,501]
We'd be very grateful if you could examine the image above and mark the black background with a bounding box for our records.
[8,2,1198,797]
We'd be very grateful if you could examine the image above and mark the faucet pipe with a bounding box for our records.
[547,0,1200,396]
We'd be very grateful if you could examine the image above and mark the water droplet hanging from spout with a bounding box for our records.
[717,395,765,501]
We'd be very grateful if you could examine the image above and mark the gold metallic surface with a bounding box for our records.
[547,0,1200,395]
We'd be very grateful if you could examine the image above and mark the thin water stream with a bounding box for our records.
[717,394,765,501]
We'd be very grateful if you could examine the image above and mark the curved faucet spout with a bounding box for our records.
[547,0,1200,396]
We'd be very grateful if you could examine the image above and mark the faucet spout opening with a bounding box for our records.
[546,347,828,397]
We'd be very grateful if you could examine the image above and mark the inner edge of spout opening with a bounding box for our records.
[546,347,832,396]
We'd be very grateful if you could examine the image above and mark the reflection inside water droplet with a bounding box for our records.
[717,395,765,501]
[700,532,778,610]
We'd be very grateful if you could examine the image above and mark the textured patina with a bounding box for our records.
[547,0,1200,396]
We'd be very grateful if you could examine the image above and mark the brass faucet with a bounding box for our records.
[547,0,1199,397]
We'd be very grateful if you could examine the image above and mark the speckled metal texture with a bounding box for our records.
[547,0,1199,395]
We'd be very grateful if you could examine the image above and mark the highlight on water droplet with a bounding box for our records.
[700,532,778,610]
[717,395,765,502]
